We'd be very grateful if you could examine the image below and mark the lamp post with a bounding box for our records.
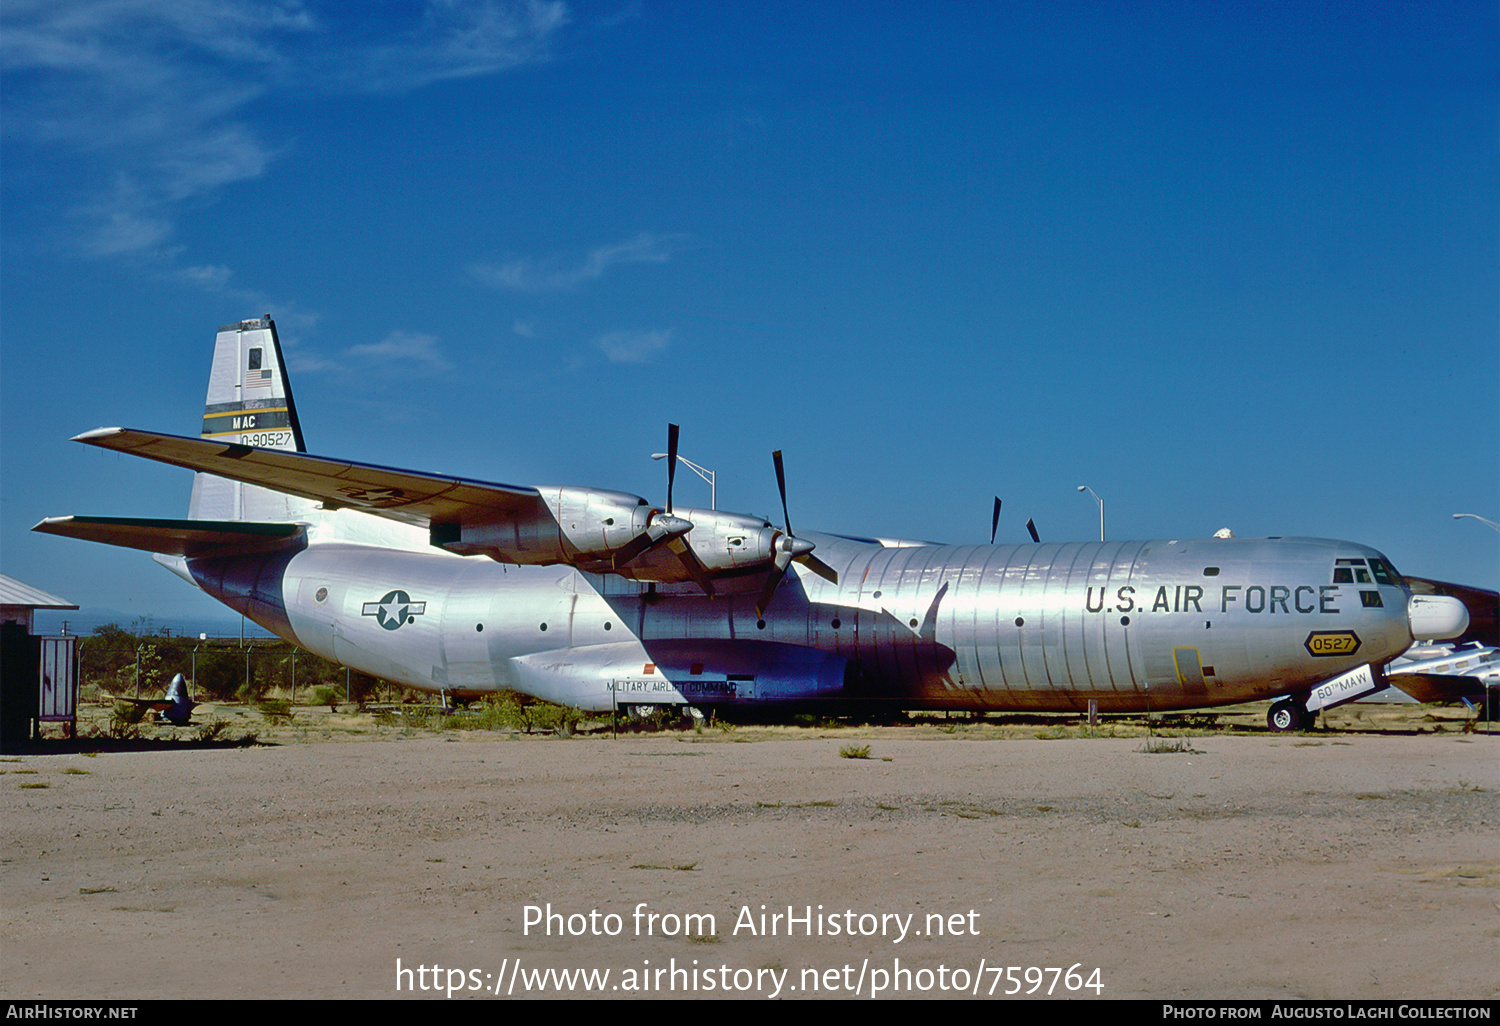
[650,451,716,509]
[1452,513,1500,533]
[1077,485,1105,541]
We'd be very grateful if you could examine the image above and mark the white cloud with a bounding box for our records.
[594,2,643,31]
[351,0,569,92]
[3,1,568,269]
[3,2,308,260]
[176,264,235,290]
[345,330,453,372]
[595,328,671,364]
[285,350,343,375]
[471,232,685,291]
[87,209,174,257]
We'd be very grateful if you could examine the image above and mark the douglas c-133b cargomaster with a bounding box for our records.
[35,318,1473,731]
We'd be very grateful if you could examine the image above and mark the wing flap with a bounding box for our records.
[33,515,303,557]
[74,427,546,527]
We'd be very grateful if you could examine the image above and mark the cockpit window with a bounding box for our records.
[1334,557,1372,585]
[1335,556,1403,586]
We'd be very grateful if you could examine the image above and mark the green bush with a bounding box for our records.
[256,699,293,724]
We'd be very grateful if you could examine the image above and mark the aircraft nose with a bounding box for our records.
[1407,594,1469,640]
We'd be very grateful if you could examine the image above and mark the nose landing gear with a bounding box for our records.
[1267,697,1316,732]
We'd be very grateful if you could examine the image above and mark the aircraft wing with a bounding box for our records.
[33,515,302,557]
[71,427,546,528]
[1385,672,1492,706]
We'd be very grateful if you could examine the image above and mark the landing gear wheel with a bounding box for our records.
[1268,699,1307,732]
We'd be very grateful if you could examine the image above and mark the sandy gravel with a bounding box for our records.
[2,718,1495,1000]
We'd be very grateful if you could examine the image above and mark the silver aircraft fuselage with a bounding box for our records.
[192,526,1414,713]
[36,316,1457,722]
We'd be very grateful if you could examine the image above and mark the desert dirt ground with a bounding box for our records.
[2,702,1496,1001]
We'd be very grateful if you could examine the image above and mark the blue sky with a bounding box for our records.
[3,1,1496,634]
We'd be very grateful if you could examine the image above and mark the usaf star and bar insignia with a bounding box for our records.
[361,589,426,631]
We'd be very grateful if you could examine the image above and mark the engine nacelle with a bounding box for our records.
[433,486,660,566]
[611,507,783,583]
[431,494,800,588]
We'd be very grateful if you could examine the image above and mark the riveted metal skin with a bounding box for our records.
[191,528,1417,713]
[36,317,1442,718]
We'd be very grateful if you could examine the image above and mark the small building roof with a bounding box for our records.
[0,573,79,610]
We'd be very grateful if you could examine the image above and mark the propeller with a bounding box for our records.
[991,497,1002,544]
[610,511,692,567]
[612,422,691,567]
[755,449,838,617]
[1026,518,1040,543]
[665,423,679,515]
[644,423,716,597]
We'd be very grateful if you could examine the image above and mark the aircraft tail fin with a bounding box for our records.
[189,316,318,523]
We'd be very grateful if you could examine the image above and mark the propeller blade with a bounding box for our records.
[665,423,680,515]
[613,513,692,567]
[772,449,791,537]
[666,535,716,598]
[757,447,835,612]
[755,565,785,618]
[1026,518,1040,543]
[610,531,657,567]
[796,552,839,584]
[991,497,1002,544]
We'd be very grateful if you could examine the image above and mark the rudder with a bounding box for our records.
[188,316,317,522]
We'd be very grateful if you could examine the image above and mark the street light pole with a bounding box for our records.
[1077,485,1105,541]
[651,452,717,509]
[1452,513,1500,533]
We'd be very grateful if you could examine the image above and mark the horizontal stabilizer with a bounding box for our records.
[72,427,545,528]
[32,515,302,557]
